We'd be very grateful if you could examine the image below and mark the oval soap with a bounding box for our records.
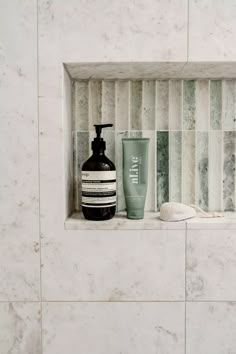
[160,202,196,222]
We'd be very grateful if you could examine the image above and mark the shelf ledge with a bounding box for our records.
[65,212,236,231]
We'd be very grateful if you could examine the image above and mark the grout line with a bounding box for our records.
[207,80,210,210]
[141,80,144,131]
[154,81,157,211]
[208,80,211,132]
[187,0,190,61]
[36,1,43,354]
[184,226,187,354]
[128,80,131,136]
[72,129,235,133]
[181,80,184,204]
[195,129,198,206]
[114,81,118,131]
[168,80,171,202]
[101,80,104,124]
[1,299,236,303]
[63,63,73,81]
[221,82,224,211]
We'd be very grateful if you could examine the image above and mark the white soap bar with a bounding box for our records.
[160,202,196,222]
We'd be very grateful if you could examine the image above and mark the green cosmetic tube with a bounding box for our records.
[122,138,149,219]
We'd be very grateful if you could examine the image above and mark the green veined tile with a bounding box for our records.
[169,80,182,130]
[102,80,115,128]
[196,132,208,210]
[74,80,89,131]
[115,80,129,130]
[156,131,169,210]
[115,131,128,211]
[89,80,102,130]
[74,132,90,211]
[130,81,142,130]
[103,130,115,164]
[223,131,236,211]
[195,80,209,131]
[142,80,156,130]
[142,130,156,211]
[183,80,195,130]
[210,80,222,130]
[208,131,222,211]
[156,80,169,130]
[182,131,195,205]
[222,80,236,131]
[169,131,182,202]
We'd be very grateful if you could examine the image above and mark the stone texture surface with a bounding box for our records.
[3,1,236,353]
[223,132,236,211]
[189,0,236,61]
[0,241,40,301]
[156,132,169,210]
[187,230,236,300]
[0,302,41,354]
[41,230,185,301]
[187,302,236,354]
[0,0,39,242]
[43,302,185,354]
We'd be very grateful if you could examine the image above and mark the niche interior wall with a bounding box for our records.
[71,77,236,213]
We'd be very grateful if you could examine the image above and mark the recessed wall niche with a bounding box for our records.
[63,63,236,222]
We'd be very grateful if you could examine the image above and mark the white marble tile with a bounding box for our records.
[0,241,40,301]
[186,213,236,229]
[66,212,187,230]
[38,0,187,97]
[169,80,182,130]
[187,230,236,301]
[208,131,223,211]
[189,0,236,61]
[63,69,74,218]
[195,80,209,131]
[43,302,185,354]
[39,97,66,240]
[41,230,185,301]
[0,0,39,242]
[39,0,187,63]
[187,302,236,354]
[0,302,41,354]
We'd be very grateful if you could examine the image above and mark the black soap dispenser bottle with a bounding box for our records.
[81,124,116,221]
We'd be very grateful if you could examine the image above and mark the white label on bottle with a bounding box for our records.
[82,171,116,208]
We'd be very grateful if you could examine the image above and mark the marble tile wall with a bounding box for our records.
[73,79,236,212]
[3,0,236,353]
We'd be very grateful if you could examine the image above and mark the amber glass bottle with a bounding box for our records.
[81,124,116,221]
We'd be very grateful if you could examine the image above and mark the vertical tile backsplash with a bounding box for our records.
[73,79,236,212]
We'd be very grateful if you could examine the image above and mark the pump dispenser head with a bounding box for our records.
[92,124,113,153]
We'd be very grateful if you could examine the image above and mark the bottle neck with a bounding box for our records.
[92,149,105,156]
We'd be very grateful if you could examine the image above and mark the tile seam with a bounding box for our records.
[1,300,236,303]
[185,225,187,354]
[36,0,43,353]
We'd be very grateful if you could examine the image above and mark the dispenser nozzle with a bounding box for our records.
[94,124,113,138]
